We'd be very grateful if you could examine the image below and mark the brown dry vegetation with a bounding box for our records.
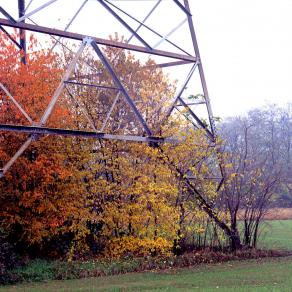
[238,208,292,221]
[264,208,292,220]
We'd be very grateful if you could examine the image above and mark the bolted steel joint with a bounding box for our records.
[83,37,93,45]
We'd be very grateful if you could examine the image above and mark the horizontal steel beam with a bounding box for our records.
[64,80,120,91]
[0,124,177,144]
[0,18,197,62]
[148,60,192,68]
[176,101,206,106]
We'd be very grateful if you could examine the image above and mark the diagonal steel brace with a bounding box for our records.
[91,40,152,136]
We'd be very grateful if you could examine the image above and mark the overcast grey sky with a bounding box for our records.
[193,0,292,117]
[1,0,292,119]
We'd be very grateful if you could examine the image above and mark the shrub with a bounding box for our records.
[105,236,173,258]
[11,259,55,282]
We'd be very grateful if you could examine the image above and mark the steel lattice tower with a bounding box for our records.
[0,0,217,177]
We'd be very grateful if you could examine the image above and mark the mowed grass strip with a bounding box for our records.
[2,256,292,292]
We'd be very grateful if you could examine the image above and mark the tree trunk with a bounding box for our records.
[229,229,242,251]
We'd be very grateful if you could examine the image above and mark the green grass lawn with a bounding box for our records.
[3,220,292,291]
[2,257,292,291]
[259,220,292,250]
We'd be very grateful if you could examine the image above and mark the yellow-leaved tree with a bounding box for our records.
[1,33,230,259]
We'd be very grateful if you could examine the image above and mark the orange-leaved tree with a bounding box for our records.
[0,32,92,256]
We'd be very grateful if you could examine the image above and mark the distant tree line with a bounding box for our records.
[218,104,292,247]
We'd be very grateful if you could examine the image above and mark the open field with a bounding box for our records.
[259,220,292,250]
[2,257,292,291]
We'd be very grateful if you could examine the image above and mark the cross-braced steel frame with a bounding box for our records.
[0,0,217,177]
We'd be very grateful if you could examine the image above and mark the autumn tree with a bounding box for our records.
[0,32,92,256]
[1,32,235,259]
